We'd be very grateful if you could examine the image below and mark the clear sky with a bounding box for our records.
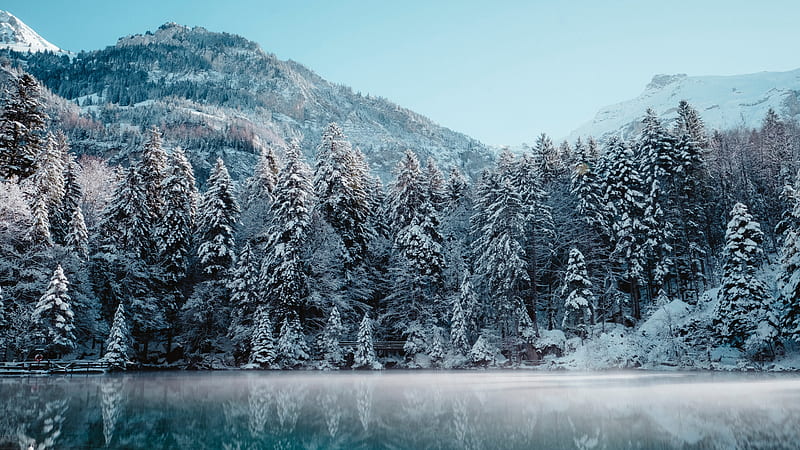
[4,0,800,145]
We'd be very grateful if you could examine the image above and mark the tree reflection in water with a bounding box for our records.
[0,372,798,449]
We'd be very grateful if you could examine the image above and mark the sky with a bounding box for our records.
[4,0,800,145]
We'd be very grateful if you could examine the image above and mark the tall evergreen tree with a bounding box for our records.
[320,305,346,369]
[31,265,76,357]
[249,307,276,368]
[386,150,425,234]
[262,142,313,321]
[716,203,770,348]
[276,313,310,368]
[102,302,132,369]
[65,206,89,259]
[239,143,280,246]
[0,74,48,180]
[561,249,594,336]
[228,242,261,359]
[195,158,239,280]
[354,312,381,369]
[778,171,800,343]
[156,147,197,283]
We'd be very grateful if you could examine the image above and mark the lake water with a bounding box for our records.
[1,371,799,449]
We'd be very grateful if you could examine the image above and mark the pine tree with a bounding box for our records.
[249,307,277,368]
[469,333,497,367]
[423,157,447,211]
[320,306,346,368]
[716,203,770,348]
[140,127,168,257]
[156,147,197,283]
[239,143,279,245]
[196,158,239,280]
[31,265,76,357]
[449,297,470,357]
[262,142,313,321]
[778,171,800,343]
[228,242,261,358]
[354,313,381,369]
[472,169,528,337]
[386,150,425,233]
[102,303,132,369]
[429,329,445,367]
[313,123,373,272]
[0,74,48,180]
[276,313,310,368]
[65,205,89,259]
[98,164,150,258]
[561,248,594,336]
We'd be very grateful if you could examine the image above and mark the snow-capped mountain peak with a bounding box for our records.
[569,68,800,142]
[0,10,67,54]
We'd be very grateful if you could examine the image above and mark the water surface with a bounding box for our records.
[1,371,799,449]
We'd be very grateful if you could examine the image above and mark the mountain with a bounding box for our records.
[0,11,67,55]
[0,19,492,182]
[569,69,800,142]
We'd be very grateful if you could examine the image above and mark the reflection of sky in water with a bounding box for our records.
[0,371,799,449]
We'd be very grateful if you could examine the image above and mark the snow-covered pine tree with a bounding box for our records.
[52,141,82,244]
[638,108,677,297]
[386,150,425,234]
[228,242,262,360]
[603,137,647,319]
[778,170,800,343]
[472,168,528,338]
[320,306,346,369]
[429,329,445,367]
[102,302,131,369]
[675,100,709,148]
[31,265,76,357]
[560,248,594,336]
[716,203,770,348]
[156,147,197,283]
[65,205,89,259]
[354,313,381,369]
[276,313,310,368]
[449,295,470,357]
[533,133,560,184]
[441,167,473,290]
[469,333,498,367]
[313,123,373,272]
[140,127,167,237]
[0,74,48,181]
[196,158,239,280]
[98,164,150,258]
[423,157,447,211]
[261,142,313,321]
[239,143,280,246]
[249,307,277,368]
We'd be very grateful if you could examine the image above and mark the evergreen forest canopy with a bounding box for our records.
[1,71,800,370]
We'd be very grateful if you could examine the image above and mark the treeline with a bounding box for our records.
[1,72,799,369]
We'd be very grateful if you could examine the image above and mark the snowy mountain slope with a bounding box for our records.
[0,11,67,55]
[569,69,800,142]
[1,21,493,181]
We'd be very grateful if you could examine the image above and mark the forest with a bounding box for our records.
[1,70,799,370]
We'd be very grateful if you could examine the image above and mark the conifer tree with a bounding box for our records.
[449,297,470,357]
[65,205,89,259]
[386,150,425,234]
[423,157,447,211]
[320,306,346,368]
[249,307,277,368]
[778,171,800,343]
[276,313,310,368]
[262,142,313,321]
[196,158,239,280]
[102,303,131,369]
[239,143,279,246]
[469,333,497,367]
[0,74,48,180]
[31,265,76,357]
[561,248,594,335]
[354,313,381,369]
[716,203,770,347]
[156,147,197,283]
[228,242,261,358]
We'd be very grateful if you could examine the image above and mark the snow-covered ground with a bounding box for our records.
[0,10,68,55]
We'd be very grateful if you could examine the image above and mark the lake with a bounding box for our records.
[0,371,799,449]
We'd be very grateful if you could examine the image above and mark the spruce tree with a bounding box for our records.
[778,171,800,343]
[140,127,168,257]
[423,157,447,211]
[239,144,279,246]
[65,205,89,259]
[31,265,76,357]
[102,303,131,369]
[196,158,239,280]
[449,297,470,357]
[228,242,261,359]
[320,306,346,369]
[386,150,425,234]
[354,313,381,369]
[716,203,770,348]
[561,248,594,336]
[156,147,197,283]
[276,313,310,368]
[262,142,313,321]
[0,74,48,180]
[249,307,276,368]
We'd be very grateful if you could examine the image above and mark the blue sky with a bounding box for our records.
[5,0,800,145]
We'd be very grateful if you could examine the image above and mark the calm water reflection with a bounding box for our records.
[1,371,799,449]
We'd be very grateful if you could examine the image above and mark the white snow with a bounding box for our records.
[0,10,68,55]
[569,68,800,142]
